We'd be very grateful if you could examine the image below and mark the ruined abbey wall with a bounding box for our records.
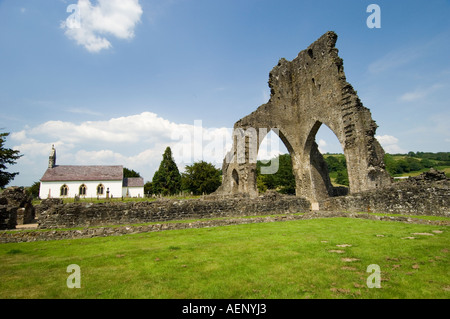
[0,187,35,230]
[0,172,447,243]
[320,179,449,216]
[35,192,311,229]
[217,31,392,202]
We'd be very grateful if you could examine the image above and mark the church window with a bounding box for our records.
[79,184,87,196]
[97,184,104,195]
[60,184,69,197]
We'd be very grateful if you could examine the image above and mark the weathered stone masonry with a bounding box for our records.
[0,172,448,243]
[320,170,450,216]
[0,187,35,230]
[217,31,392,202]
[30,172,447,232]
[35,192,311,229]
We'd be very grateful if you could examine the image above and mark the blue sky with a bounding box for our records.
[1,0,449,187]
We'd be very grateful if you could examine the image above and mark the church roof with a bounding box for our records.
[40,165,124,182]
[123,177,144,187]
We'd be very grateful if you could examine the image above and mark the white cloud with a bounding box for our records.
[317,139,327,153]
[13,140,51,158]
[257,131,285,160]
[376,135,406,154]
[368,47,422,75]
[376,135,398,146]
[29,112,179,144]
[399,84,444,102]
[11,112,237,185]
[61,0,143,53]
[74,149,126,165]
[10,130,28,142]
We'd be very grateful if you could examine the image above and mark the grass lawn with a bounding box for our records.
[0,217,448,299]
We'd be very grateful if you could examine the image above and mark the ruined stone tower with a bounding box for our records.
[217,31,392,202]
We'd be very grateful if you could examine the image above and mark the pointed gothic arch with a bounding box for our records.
[60,184,69,197]
[216,31,392,202]
[79,184,87,196]
[97,184,105,196]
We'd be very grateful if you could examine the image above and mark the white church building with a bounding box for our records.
[39,146,144,199]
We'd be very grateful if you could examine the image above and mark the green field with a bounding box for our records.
[323,152,450,185]
[393,166,450,178]
[1,217,448,299]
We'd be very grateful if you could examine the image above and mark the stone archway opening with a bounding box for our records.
[256,130,296,194]
[307,122,349,199]
[231,169,239,192]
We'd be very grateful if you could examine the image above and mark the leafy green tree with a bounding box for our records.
[0,132,22,188]
[181,161,221,195]
[323,154,349,186]
[405,157,423,172]
[257,154,296,194]
[123,167,141,178]
[27,181,40,198]
[335,170,349,186]
[257,160,276,190]
[256,174,268,193]
[275,154,296,194]
[384,154,401,175]
[398,160,410,173]
[152,147,181,195]
[144,181,153,196]
[383,153,436,176]
[325,155,346,173]
[421,158,433,168]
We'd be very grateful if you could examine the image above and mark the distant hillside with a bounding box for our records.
[257,152,450,193]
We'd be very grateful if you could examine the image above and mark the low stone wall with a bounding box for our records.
[320,179,449,216]
[36,191,312,229]
[2,211,448,244]
[0,203,16,230]
[26,174,450,231]
[0,187,35,230]
[1,171,448,243]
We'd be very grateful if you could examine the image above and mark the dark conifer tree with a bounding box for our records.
[152,147,181,195]
[0,132,22,188]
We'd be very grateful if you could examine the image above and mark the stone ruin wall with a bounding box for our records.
[0,173,447,243]
[35,192,311,230]
[217,31,392,202]
[31,171,448,231]
[320,179,449,216]
[320,169,449,216]
[0,170,448,243]
[0,187,35,230]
